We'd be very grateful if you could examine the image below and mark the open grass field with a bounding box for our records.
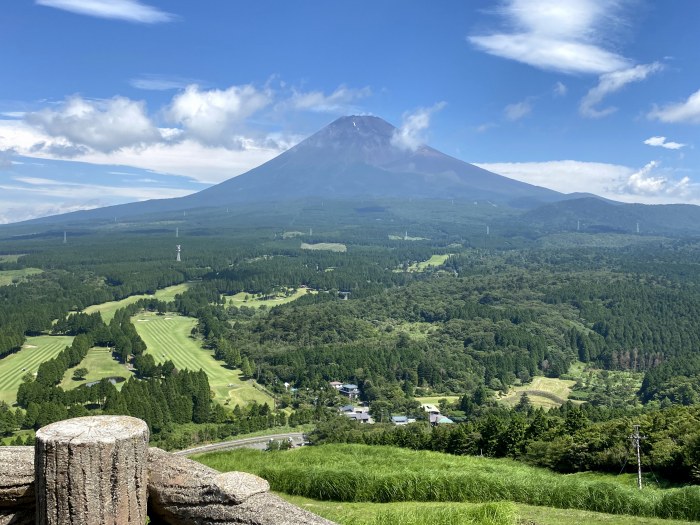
[282,495,697,525]
[0,267,43,286]
[415,395,460,406]
[0,335,74,404]
[59,347,133,391]
[82,283,191,322]
[195,444,700,522]
[300,242,347,252]
[0,254,26,263]
[388,234,428,241]
[407,254,451,272]
[224,287,314,309]
[133,312,273,407]
[499,376,578,409]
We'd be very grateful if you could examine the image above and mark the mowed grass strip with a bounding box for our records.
[0,335,74,404]
[134,312,272,406]
[196,444,700,521]
[82,283,191,322]
[59,347,133,391]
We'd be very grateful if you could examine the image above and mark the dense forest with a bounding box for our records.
[2,208,700,480]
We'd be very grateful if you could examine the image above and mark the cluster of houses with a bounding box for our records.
[330,381,454,426]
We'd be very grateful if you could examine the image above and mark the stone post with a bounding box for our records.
[35,416,149,525]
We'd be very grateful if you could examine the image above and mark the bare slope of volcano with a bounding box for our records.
[185,115,562,207]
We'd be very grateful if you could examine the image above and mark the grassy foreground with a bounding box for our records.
[282,495,697,525]
[195,444,700,522]
[134,312,273,406]
[0,335,74,404]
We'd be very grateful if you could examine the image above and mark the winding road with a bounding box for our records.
[173,432,306,456]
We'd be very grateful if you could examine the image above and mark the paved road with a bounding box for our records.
[173,432,306,456]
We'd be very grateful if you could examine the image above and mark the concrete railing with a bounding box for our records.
[0,416,334,525]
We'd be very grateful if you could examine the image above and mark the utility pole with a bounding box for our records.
[630,424,645,489]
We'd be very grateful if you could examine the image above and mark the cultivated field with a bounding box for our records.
[0,335,74,404]
[133,312,273,406]
[300,242,347,252]
[0,268,43,286]
[59,347,133,391]
[499,376,577,409]
[224,287,314,309]
[82,283,191,322]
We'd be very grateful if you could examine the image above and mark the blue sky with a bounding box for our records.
[2,0,700,223]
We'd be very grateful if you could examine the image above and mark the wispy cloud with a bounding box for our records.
[36,0,174,23]
[648,89,700,124]
[391,102,446,151]
[286,85,371,113]
[553,82,567,97]
[579,63,663,118]
[503,99,532,121]
[130,74,199,91]
[644,136,685,150]
[468,0,630,74]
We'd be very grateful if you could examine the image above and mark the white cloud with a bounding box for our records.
[475,159,698,204]
[166,84,271,147]
[286,85,371,113]
[648,89,700,124]
[391,102,447,151]
[643,136,685,150]
[580,63,663,118]
[620,161,692,198]
[26,95,161,153]
[504,99,532,121]
[553,81,567,97]
[36,0,174,23]
[468,0,630,74]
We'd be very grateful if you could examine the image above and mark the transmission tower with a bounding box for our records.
[176,245,181,262]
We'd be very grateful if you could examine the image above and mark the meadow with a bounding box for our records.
[133,312,273,406]
[0,267,43,286]
[499,376,577,409]
[82,283,190,322]
[300,242,347,252]
[407,254,450,272]
[0,335,74,404]
[195,444,700,522]
[59,346,133,390]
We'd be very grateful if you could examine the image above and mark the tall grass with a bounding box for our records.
[196,444,700,521]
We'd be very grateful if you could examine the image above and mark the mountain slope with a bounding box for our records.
[187,115,562,207]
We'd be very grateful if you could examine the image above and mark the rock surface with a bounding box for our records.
[35,415,149,525]
[0,447,34,509]
[148,447,335,524]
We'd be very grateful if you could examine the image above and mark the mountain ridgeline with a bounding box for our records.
[17,114,700,236]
